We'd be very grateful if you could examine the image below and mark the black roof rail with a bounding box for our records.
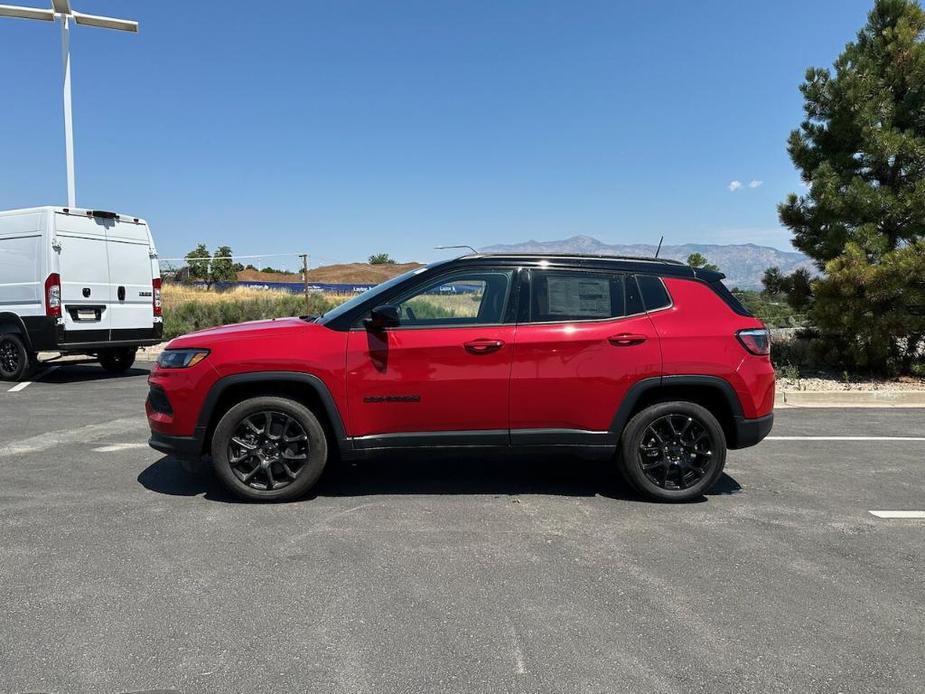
[463,252,686,266]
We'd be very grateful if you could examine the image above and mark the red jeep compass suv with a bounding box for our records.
[147,254,774,502]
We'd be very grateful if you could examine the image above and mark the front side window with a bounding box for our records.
[389,269,515,327]
[528,270,628,322]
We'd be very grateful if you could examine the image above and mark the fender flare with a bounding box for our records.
[609,375,745,435]
[0,312,34,352]
[195,371,348,449]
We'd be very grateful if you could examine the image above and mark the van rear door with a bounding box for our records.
[54,212,112,340]
[105,218,154,338]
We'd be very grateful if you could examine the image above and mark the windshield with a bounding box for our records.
[314,265,432,324]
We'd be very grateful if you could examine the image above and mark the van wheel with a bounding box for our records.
[0,334,31,382]
[618,401,726,502]
[99,347,137,373]
[211,396,329,502]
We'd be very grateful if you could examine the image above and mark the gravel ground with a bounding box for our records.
[776,374,925,391]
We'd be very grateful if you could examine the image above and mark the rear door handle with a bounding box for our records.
[464,339,504,354]
[608,333,647,346]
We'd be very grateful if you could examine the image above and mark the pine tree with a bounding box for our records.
[779,0,925,372]
[780,0,925,263]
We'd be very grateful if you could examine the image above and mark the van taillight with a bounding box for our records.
[152,278,162,317]
[45,273,61,318]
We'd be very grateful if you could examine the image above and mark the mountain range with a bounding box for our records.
[480,235,817,289]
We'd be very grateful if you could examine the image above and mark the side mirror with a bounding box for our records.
[364,304,401,331]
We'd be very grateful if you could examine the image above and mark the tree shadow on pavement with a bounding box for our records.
[137,452,741,504]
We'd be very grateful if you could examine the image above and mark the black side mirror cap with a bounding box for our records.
[364,304,401,330]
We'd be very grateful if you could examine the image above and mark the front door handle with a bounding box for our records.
[464,339,504,354]
[608,333,647,346]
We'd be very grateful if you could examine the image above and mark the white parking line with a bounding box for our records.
[767,436,925,441]
[869,511,925,519]
[92,443,149,453]
[5,366,59,393]
[0,417,145,458]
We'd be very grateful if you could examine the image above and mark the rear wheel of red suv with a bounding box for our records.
[211,396,329,502]
[619,401,726,502]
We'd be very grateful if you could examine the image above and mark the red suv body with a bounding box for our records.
[148,254,774,502]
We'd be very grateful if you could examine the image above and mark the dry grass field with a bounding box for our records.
[160,282,482,338]
[162,283,354,308]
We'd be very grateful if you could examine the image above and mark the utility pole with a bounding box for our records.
[299,253,310,314]
[0,1,138,208]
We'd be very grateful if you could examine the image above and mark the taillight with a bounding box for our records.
[737,328,770,356]
[152,278,162,317]
[45,273,61,318]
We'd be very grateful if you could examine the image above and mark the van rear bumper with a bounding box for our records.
[24,318,163,351]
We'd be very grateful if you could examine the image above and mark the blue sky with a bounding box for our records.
[0,0,874,269]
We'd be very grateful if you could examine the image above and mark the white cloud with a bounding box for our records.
[728,180,742,192]
[748,180,763,188]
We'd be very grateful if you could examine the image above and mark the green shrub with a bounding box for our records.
[163,294,334,340]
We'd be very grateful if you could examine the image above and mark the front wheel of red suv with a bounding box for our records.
[618,401,727,502]
[211,396,329,502]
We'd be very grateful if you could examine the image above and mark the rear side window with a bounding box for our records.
[528,270,628,322]
[635,275,672,311]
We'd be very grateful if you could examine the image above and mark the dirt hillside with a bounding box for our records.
[237,262,422,284]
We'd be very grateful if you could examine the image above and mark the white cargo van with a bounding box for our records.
[0,206,163,381]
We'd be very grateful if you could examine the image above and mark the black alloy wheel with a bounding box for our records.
[638,414,714,490]
[228,410,310,492]
[98,347,137,373]
[619,401,727,502]
[0,334,30,382]
[211,396,329,502]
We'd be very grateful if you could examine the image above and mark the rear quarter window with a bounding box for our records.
[635,275,672,311]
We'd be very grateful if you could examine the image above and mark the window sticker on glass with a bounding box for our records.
[546,276,611,317]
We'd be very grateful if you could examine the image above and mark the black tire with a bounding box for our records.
[0,333,32,382]
[98,347,137,373]
[618,401,726,502]
[211,396,329,502]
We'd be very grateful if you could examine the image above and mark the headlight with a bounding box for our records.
[157,348,210,369]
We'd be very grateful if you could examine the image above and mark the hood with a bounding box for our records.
[167,317,313,348]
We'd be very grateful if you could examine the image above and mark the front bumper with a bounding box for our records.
[148,430,202,462]
[730,413,774,449]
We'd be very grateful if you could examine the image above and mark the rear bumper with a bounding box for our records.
[730,412,774,449]
[25,318,163,352]
[148,430,202,462]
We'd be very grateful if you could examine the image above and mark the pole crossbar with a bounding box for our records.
[0,2,138,207]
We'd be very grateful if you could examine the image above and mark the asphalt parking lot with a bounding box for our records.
[1,362,923,694]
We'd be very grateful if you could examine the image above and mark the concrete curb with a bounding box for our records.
[777,390,925,408]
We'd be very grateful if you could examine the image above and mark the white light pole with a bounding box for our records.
[0,1,138,208]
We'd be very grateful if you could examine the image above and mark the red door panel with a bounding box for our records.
[346,326,515,437]
[509,315,661,432]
